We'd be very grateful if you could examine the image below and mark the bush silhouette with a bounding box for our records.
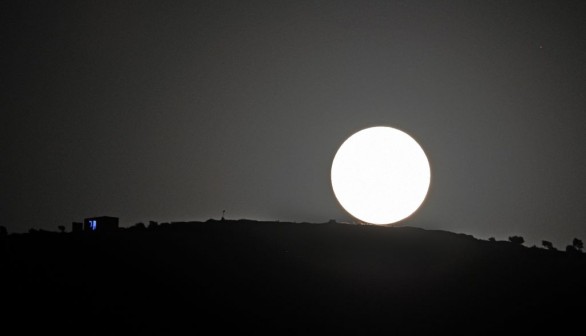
[573,238,583,252]
[542,240,556,251]
[566,245,578,253]
[488,237,496,242]
[508,236,525,245]
[58,225,66,233]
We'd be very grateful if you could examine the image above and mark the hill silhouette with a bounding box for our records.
[1,220,585,335]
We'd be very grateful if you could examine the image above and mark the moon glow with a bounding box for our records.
[331,126,431,225]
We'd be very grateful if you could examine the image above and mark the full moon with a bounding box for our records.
[331,126,431,225]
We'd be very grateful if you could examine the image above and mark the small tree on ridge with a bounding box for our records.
[508,236,525,245]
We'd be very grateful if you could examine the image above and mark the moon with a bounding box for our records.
[331,126,431,225]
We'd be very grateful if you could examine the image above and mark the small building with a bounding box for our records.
[83,216,119,232]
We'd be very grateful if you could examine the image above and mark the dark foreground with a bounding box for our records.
[2,220,585,334]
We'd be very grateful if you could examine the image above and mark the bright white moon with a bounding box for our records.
[331,126,431,225]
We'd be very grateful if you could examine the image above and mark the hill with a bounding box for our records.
[1,220,585,334]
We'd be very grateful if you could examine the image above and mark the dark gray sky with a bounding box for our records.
[3,0,586,247]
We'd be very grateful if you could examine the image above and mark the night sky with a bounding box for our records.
[3,1,586,247]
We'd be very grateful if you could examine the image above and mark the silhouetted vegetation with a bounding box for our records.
[573,238,583,251]
[488,237,496,242]
[58,225,66,233]
[508,235,525,245]
[567,238,584,253]
[542,240,556,250]
[0,225,7,237]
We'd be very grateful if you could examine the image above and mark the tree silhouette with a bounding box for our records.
[542,240,556,250]
[58,225,66,233]
[573,238,583,252]
[0,226,7,237]
[488,237,496,242]
[508,236,525,245]
[566,245,578,253]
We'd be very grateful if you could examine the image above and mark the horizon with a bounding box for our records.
[6,215,582,250]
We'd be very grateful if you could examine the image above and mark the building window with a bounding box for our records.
[89,220,97,231]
